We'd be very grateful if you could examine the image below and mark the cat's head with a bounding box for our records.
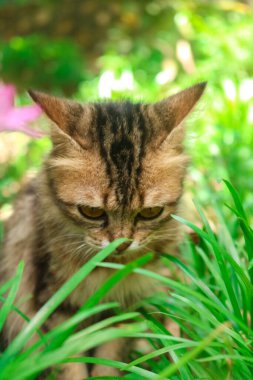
[29,83,206,262]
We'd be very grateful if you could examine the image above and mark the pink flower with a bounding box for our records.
[0,83,43,138]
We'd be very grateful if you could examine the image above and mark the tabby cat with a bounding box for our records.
[1,82,206,379]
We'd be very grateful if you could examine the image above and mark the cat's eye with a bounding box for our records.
[78,206,106,220]
[138,207,164,220]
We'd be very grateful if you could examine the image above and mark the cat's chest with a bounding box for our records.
[69,265,160,309]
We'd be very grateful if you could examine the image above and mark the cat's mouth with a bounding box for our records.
[98,240,140,255]
[105,243,152,264]
[106,251,143,264]
[86,240,151,263]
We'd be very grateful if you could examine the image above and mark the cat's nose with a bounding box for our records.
[116,241,132,254]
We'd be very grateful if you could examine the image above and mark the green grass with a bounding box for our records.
[0,180,253,379]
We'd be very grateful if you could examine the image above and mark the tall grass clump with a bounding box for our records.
[0,180,253,380]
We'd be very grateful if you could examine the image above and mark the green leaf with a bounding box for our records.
[154,323,230,379]
[0,239,126,369]
[0,262,24,332]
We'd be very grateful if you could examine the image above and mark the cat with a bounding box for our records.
[1,82,206,379]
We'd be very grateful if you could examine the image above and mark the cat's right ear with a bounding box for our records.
[28,90,70,127]
[28,90,89,147]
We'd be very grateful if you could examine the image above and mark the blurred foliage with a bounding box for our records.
[0,138,51,206]
[0,36,84,95]
[0,0,253,222]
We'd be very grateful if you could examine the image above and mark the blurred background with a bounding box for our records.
[0,0,253,235]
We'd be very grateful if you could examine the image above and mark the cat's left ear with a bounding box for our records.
[151,82,207,147]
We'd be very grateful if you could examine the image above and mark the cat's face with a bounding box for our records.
[29,84,206,261]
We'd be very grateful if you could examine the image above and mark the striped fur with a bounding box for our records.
[1,83,206,379]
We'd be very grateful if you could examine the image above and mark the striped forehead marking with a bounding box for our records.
[94,102,150,207]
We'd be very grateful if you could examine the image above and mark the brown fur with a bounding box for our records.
[0,83,206,379]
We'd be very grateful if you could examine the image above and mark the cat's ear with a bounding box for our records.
[151,82,207,147]
[28,90,89,147]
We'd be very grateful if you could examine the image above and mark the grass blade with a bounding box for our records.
[0,262,24,332]
[0,239,126,367]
